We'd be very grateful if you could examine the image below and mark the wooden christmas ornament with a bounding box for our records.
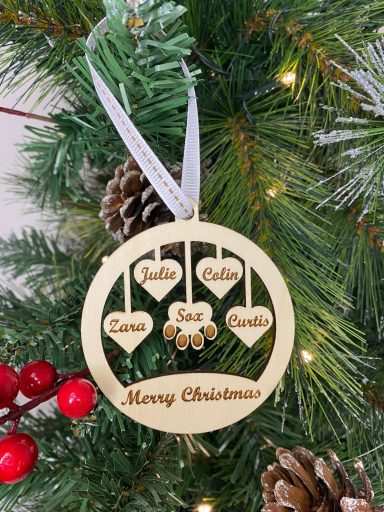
[81,203,295,434]
[84,14,295,435]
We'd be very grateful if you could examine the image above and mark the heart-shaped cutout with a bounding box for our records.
[225,306,273,348]
[196,257,243,299]
[134,258,183,301]
[103,310,153,353]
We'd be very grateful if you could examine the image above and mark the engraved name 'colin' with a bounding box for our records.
[121,386,261,409]
[202,266,240,281]
[227,314,270,328]
[139,266,177,286]
[108,318,147,333]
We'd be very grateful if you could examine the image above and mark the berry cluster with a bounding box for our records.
[0,361,97,485]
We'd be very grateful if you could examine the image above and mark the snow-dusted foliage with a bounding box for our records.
[314,35,384,216]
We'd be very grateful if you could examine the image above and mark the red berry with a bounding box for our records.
[0,364,19,408]
[0,433,38,484]
[19,360,58,398]
[57,378,97,419]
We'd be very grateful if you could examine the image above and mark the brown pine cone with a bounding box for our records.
[100,156,182,243]
[261,447,384,512]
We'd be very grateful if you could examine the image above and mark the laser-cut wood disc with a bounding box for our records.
[81,206,295,434]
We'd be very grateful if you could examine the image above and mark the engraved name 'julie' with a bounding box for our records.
[121,386,261,409]
[139,266,177,286]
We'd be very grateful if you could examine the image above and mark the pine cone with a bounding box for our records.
[261,447,384,512]
[100,156,182,243]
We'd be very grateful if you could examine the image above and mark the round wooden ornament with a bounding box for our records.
[81,203,295,434]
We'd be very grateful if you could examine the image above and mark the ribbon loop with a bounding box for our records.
[86,17,200,219]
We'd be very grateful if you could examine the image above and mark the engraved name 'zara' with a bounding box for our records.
[139,266,177,286]
[202,266,240,281]
[108,318,147,333]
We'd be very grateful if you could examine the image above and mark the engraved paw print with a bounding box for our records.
[163,301,217,350]
[163,323,217,350]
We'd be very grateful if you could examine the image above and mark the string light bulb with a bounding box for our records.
[280,71,296,86]
[266,187,278,198]
[196,501,213,512]
[101,255,109,264]
[301,350,314,363]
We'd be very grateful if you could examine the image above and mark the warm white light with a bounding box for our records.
[301,350,314,363]
[280,71,296,85]
[101,255,109,264]
[197,505,213,512]
[266,188,277,198]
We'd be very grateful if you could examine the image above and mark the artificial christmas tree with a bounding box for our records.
[0,0,383,511]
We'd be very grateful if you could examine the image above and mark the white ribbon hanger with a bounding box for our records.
[86,16,200,219]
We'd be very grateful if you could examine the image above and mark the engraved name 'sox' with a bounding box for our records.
[166,302,214,338]
[176,308,204,323]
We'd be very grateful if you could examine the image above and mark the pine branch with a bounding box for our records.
[6,0,200,211]
[0,228,74,286]
[0,106,53,123]
[17,115,92,207]
[198,74,367,435]
[330,209,384,328]
[0,412,185,511]
[0,286,84,368]
[70,432,185,512]
[0,0,104,103]
[71,0,198,151]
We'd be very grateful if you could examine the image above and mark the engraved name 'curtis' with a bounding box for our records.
[202,266,240,281]
[139,266,177,286]
[227,314,270,328]
[121,386,261,408]
[109,318,147,333]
